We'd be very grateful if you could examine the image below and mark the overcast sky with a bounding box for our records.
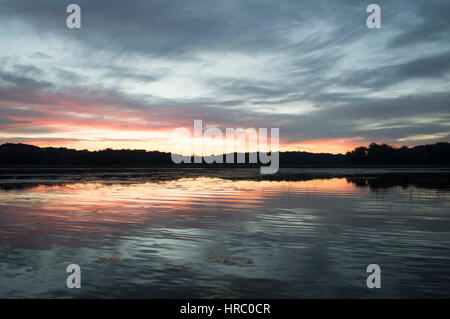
[0,0,449,153]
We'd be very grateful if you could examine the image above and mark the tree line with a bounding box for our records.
[0,142,448,166]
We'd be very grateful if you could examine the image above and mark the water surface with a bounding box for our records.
[0,168,449,298]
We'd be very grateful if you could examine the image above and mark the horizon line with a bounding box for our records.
[1,141,449,156]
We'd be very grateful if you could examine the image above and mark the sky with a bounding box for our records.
[0,0,449,154]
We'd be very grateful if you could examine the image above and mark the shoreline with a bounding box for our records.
[1,167,449,190]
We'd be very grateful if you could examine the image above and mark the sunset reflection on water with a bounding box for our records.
[0,174,449,298]
[0,178,358,246]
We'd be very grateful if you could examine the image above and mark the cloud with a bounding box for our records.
[340,51,450,89]
[0,63,53,89]
[30,52,52,60]
[388,1,450,48]
[0,0,449,151]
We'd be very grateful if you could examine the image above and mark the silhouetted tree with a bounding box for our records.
[0,142,448,166]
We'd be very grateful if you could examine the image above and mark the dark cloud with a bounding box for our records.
[54,68,83,83]
[0,0,369,57]
[388,1,450,48]
[0,72,53,89]
[30,52,52,60]
[340,51,450,89]
[0,63,52,89]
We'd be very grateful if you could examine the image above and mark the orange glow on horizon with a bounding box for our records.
[3,137,363,154]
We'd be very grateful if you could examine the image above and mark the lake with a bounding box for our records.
[0,168,449,298]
